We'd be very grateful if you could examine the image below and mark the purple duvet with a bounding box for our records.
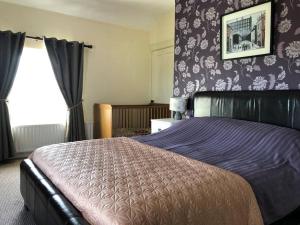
[133,117,300,225]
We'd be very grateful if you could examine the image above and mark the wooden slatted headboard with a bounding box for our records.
[94,103,171,138]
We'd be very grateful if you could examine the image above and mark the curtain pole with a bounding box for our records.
[25,35,93,49]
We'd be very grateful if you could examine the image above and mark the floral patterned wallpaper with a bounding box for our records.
[173,0,300,98]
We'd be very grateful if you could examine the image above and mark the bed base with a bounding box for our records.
[20,159,90,225]
[20,158,300,225]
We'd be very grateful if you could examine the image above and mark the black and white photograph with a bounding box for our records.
[221,1,273,60]
[226,11,266,53]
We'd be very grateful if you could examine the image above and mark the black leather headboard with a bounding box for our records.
[193,90,300,130]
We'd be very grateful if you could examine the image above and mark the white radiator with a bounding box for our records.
[13,123,94,153]
[12,124,65,153]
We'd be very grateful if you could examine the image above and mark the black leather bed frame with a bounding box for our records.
[193,90,300,130]
[20,159,89,225]
[21,90,300,225]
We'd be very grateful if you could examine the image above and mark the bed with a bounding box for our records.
[20,90,300,225]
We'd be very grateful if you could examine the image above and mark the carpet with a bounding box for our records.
[0,160,36,225]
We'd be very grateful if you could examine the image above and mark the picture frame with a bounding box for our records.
[221,1,273,60]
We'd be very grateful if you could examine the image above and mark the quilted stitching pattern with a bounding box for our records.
[31,137,263,225]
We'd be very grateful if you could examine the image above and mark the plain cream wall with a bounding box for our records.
[149,10,175,103]
[149,10,175,47]
[0,1,151,123]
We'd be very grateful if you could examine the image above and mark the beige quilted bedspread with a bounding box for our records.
[31,137,263,225]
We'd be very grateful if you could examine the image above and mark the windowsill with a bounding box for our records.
[12,123,66,128]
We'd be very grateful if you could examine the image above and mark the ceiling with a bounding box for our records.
[0,0,174,30]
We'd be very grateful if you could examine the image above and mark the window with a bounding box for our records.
[8,45,67,127]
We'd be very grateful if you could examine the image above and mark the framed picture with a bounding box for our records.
[221,1,273,60]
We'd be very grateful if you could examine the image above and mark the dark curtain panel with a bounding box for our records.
[44,37,86,142]
[0,31,25,162]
